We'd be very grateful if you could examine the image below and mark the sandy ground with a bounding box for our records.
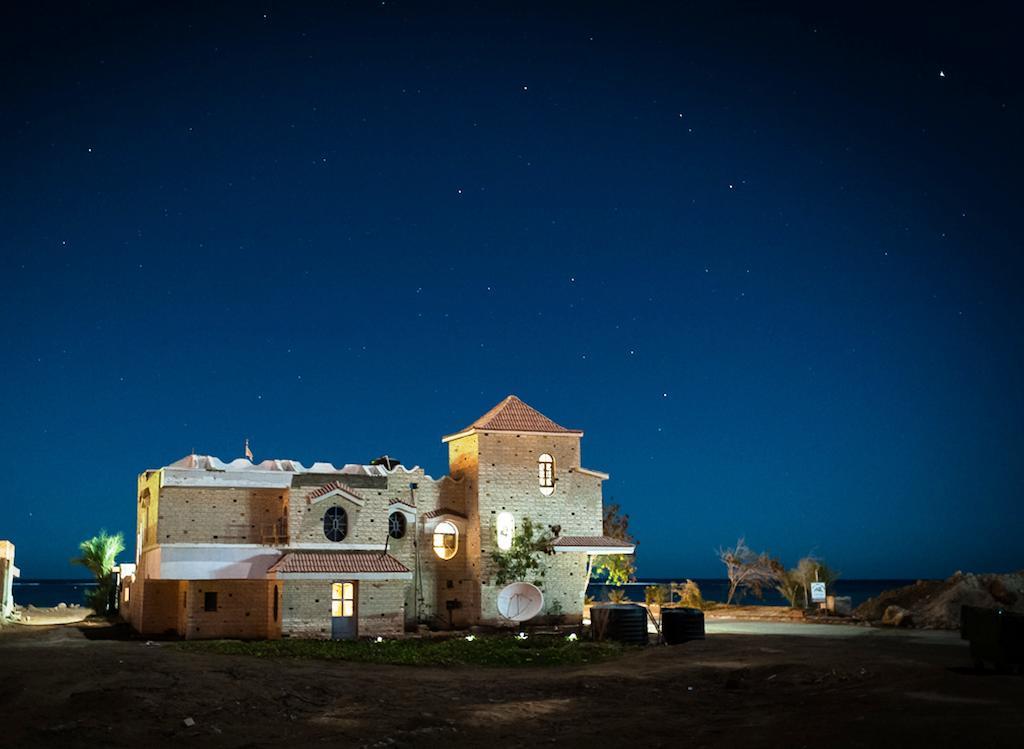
[13,605,93,626]
[0,620,1022,748]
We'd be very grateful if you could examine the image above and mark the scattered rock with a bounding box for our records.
[881,606,913,627]
[986,577,1017,606]
[855,571,1024,629]
[183,717,195,727]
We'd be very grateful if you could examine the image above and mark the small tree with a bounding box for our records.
[674,579,706,610]
[717,537,782,604]
[491,517,555,586]
[73,530,125,615]
[776,568,803,608]
[793,556,840,607]
[590,502,637,585]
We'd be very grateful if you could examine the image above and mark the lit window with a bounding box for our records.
[388,511,407,539]
[433,521,459,560]
[323,506,348,542]
[496,512,515,551]
[331,582,354,617]
[538,453,555,496]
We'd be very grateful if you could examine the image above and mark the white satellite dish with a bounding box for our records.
[496,582,544,622]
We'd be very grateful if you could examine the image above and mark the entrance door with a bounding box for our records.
[331,581,357,640]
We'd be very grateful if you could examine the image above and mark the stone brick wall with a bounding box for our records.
[357,580,406,637]
[279,580,332,638]
[279,579,405,639]
[133,579,184,636]
[289,479,396,546]
[181,579,279,640]
[468,432,604,624]
[157,486,288,544]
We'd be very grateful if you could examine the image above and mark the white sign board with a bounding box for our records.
[810,582,827,603]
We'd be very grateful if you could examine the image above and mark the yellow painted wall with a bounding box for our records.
[137,469,162,555]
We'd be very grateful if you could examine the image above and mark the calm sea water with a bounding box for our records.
[15,577,916,609]
[587,578,920,609]
[13,579,97,608]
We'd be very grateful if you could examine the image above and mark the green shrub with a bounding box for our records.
[177,634,625,668]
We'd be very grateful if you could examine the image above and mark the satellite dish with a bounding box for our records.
[497,582,544,622]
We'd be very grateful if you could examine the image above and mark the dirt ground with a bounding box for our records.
[1,621,1021,748]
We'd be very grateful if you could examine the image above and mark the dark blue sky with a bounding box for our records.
[2,2,1021,579]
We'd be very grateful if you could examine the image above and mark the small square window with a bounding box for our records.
[204,592,218,612]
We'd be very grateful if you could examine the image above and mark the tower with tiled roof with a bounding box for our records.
[441,395,625,625]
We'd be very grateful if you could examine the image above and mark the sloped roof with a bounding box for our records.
[269,552,410,574]
[308,480,364,501]
[422,507,467,520]
[443,395,582,441]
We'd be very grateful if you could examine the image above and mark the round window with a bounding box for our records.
[323,506,348,542]
[388,511,407,539]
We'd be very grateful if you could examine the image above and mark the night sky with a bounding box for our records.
[2,2,1021,580]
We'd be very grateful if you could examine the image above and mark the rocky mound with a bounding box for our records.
[854,571,1024,629]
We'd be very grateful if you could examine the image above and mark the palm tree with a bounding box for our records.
[73,531,125,615]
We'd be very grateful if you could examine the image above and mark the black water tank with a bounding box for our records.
[662,607,705,644]
[590,604,649,645]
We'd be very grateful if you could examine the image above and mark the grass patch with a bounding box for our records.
[176,633,625,667]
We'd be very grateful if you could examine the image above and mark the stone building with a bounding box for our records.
[1,540,19,620]
[123,396,634,639]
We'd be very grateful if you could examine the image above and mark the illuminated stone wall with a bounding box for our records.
[131,578,184,636]
[459,431,605,625]
[156,486,288,544]
[279,579,405,638]
[180,579,279,640]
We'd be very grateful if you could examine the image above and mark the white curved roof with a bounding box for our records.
[167,454,422,476]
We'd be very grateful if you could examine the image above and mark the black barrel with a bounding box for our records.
[662,607,705,644]
[590,604,649,645]
[961,605,1024,672]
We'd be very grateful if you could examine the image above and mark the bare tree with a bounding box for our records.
[793,556,840,607]
[717,537,783,604]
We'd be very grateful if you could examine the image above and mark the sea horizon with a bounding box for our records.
[14,577,924,610]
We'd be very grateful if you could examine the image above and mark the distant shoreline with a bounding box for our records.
[14,577,926,609]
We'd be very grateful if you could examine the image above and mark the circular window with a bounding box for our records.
[388,511,407,539]
[323,506,348,542]
[432,521,459,560]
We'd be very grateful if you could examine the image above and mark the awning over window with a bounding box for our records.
[550,536,635,555]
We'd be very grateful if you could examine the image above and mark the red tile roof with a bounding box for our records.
[308,480,363,501]
[269,552,410,574]
[389,498,416,508]
[551,536,634,549]
[422,507,467,520]
[445,395,582,439]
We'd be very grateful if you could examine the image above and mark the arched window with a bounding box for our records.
[388,511,407,539]
[323,506,348,542]
[538,453,555,496]
[496,512,515,551]
[433,521,459,560]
